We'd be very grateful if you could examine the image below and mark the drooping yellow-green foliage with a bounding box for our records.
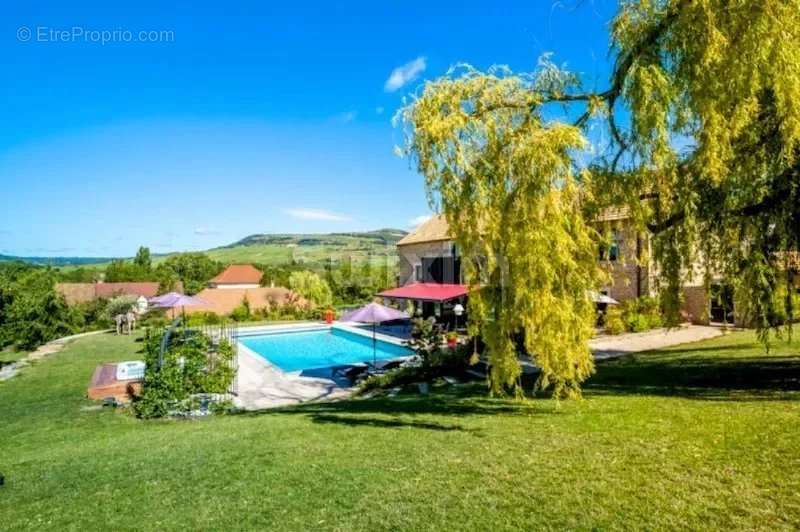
[399,66,602,398]
[602,0,800,339]
[400,0,800,395]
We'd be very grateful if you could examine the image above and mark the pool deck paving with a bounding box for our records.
[233,322,725,410]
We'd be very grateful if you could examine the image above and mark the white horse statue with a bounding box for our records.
[114,308,138,335]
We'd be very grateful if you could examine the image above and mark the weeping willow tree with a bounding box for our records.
[399,0,800,397]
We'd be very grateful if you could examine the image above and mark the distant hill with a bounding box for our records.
[227,229,408,248]
[3,228,409,269]
[206,229,408,267]
[0,254,117,267]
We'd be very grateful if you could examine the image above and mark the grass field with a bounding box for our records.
[1,330,799,530]
[203,242,398,268]
[35,230,404,272]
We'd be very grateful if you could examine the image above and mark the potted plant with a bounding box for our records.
[446,331,458,348]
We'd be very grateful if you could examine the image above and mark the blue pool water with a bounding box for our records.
[240,327,412,372]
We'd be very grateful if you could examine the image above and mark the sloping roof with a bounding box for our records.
[57,282,178,305]
[396,208,634,247]
[56,283,97,305]
[397,215,452,246]
[209,264,263,285]
[379,282,469,302]
[95,282,161,299]
[185,287,307,315]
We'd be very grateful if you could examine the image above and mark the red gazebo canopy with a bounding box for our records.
[378,283,469,302]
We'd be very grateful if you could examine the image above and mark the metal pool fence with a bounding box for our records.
[153,319,240,396]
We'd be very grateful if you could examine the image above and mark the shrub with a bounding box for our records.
[105,295,139,321]
[609,296,666,334]
[186,312,222,326]
[138,309,169,329]
[626,313,650,333]
[408,317,444,368]
[358,343,472,395]
[75,298,112,330]
[230,295,251,322]
[0,269,81,350]
[133,327,236,418]
[647,313,664,329]
[604,307,625,335]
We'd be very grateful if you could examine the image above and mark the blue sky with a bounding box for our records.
[0,0,618,257]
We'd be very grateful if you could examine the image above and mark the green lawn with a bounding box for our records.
[1,331,799,530]
[0,348,27,366]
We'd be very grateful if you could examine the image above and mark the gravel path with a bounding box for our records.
[589,325,725,361]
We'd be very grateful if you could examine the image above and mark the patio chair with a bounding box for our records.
[332,364,369,384]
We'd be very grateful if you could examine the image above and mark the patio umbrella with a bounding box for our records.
[148,292,208,320]
[340,302,409,366]
[589,291,620,305]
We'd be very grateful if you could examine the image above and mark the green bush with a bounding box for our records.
[647,313,664,329]
[0,269,81,350]
[604,307,625,335]
[230,305,250,322]
[75,298,112,330]
[186,312,222,326]
[138,310,169,329]
[133,327,236,418]
[626,313,650,332]
[610,296,665,334]
[105,295,139,321]
[358,343,472,395]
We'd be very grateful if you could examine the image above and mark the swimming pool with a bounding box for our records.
[240,327,412,372]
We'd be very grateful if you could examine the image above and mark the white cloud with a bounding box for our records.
[194,227,219,236]
[284,208,352,222]
[384,56,427,92]
[333,110,357,123]
[409,214,432,228]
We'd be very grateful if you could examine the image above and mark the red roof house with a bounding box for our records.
[208,264,263,288]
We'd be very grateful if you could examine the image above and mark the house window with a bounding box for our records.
[599,230,622,262]
[414,264,422,282]
[609,241,620,261]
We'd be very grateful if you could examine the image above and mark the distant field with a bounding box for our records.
[203,231,402,268]
[13,229,406,271]
[204,243,398,268]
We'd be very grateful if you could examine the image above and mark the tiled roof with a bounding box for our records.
[56,283,97,305]
[209,264,263,285]
[397,215,452,246]
[95,282,161,299]
[56,282,182,305]
[396,208,634,247]
[185,287,307,315]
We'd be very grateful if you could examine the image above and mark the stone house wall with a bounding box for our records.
[397,240,456,286]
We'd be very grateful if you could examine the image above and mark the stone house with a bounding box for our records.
[387,213,720,325]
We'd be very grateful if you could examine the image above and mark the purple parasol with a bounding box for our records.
[341,302,409,324]
[148,292,208,320]
[148,292,207,308]
[341,302,409,366]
